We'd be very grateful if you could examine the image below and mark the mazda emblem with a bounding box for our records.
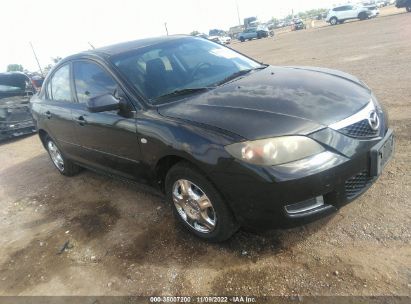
[368,111,380,131]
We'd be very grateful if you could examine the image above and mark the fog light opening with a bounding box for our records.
[285,196,325,215]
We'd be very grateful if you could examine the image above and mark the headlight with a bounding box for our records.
[225,136,325,166]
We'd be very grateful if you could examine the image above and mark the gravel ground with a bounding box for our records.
[0,7,410,297]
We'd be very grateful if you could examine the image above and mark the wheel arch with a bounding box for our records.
[155,154,210,192]
[157,154,241,227]
[38,129,49,148]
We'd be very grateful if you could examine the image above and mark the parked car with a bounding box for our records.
[396,0,411,11]
[238,27,269,42]
[30,75,45,92]
[0,72,36,140]
[326,5,372,25]
[292,19,307,30]
[31,36,394,241]
[208,36,231,45]
[364,5,380,17]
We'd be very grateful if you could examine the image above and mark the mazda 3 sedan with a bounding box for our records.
[30,35,394,242]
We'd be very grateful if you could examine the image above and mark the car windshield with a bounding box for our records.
[111,37,262,103]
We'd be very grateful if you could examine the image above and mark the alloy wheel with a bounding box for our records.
[47,141,64,172]
[172,179,217,234]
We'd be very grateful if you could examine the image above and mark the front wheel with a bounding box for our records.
[45,136,81,176]
[239,37,245,42]
[330,17,338,25]
[165,162,239,242]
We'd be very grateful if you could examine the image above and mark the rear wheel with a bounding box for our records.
[359,12,368,20]
[45,136,81,176]
[165,162,239,242]
[330,17,338,25]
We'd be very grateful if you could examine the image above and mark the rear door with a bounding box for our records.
[342,5,356,19]
[42,63,80,157]
[71,60,144,180]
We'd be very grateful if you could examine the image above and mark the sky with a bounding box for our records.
[1,0,341,73]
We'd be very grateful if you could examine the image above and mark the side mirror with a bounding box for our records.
[87,93,120,113]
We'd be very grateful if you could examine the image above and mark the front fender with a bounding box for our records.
[136,110,241,175]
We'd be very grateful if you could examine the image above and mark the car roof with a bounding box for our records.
[0,72,30,80]
[60,35,196,64]
[86,35,190,57]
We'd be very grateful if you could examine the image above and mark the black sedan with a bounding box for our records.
[30,36,394,241]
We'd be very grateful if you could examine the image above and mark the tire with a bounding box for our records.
[407,6,411,12]
[240,37,245,42]
[45,136,81,176]
[165,162,239,242]
[330,17,338,25]
[358,12,368,20]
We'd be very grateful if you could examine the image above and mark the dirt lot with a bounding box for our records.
[0,8,410,297]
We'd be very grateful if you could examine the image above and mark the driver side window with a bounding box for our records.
[73,61,117,103]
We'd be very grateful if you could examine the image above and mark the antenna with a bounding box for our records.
[88,42,96,49]
[164,22,169,36]
[29,42,44,76]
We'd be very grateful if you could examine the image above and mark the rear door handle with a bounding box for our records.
[45,111,52,119]
[74,115,87,126]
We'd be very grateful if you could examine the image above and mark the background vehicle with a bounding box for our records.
[363,5,380,17]
[326,5,371,25]
[0,72,36,140]
[208,35,231,45]
[291,19,307,30]
[396,0,411,11]
[238,27,269,42]
[208,29,231,45]
[30,75,45,92]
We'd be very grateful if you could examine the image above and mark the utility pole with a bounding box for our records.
[236,0,241,26]
[29,41,44,76]
[164,22,169,36]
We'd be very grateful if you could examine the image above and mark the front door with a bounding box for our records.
[71,60,145,181]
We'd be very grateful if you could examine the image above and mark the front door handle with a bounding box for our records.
[45,111,52,119]
[74,115,87,126]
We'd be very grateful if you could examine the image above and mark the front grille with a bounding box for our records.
[339,119,379,138]
[345,171,373,199]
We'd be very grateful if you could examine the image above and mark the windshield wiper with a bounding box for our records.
[214,65,268,86]
[153,87,214,102]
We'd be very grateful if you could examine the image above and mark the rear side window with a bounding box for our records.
[49,64,72,102]
[73,61,117,103]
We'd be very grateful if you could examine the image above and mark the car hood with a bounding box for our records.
[158,66,372,140]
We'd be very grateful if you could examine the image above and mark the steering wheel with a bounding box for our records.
[190,62,212,80]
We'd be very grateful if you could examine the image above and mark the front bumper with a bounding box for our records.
[209,128,393,229]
